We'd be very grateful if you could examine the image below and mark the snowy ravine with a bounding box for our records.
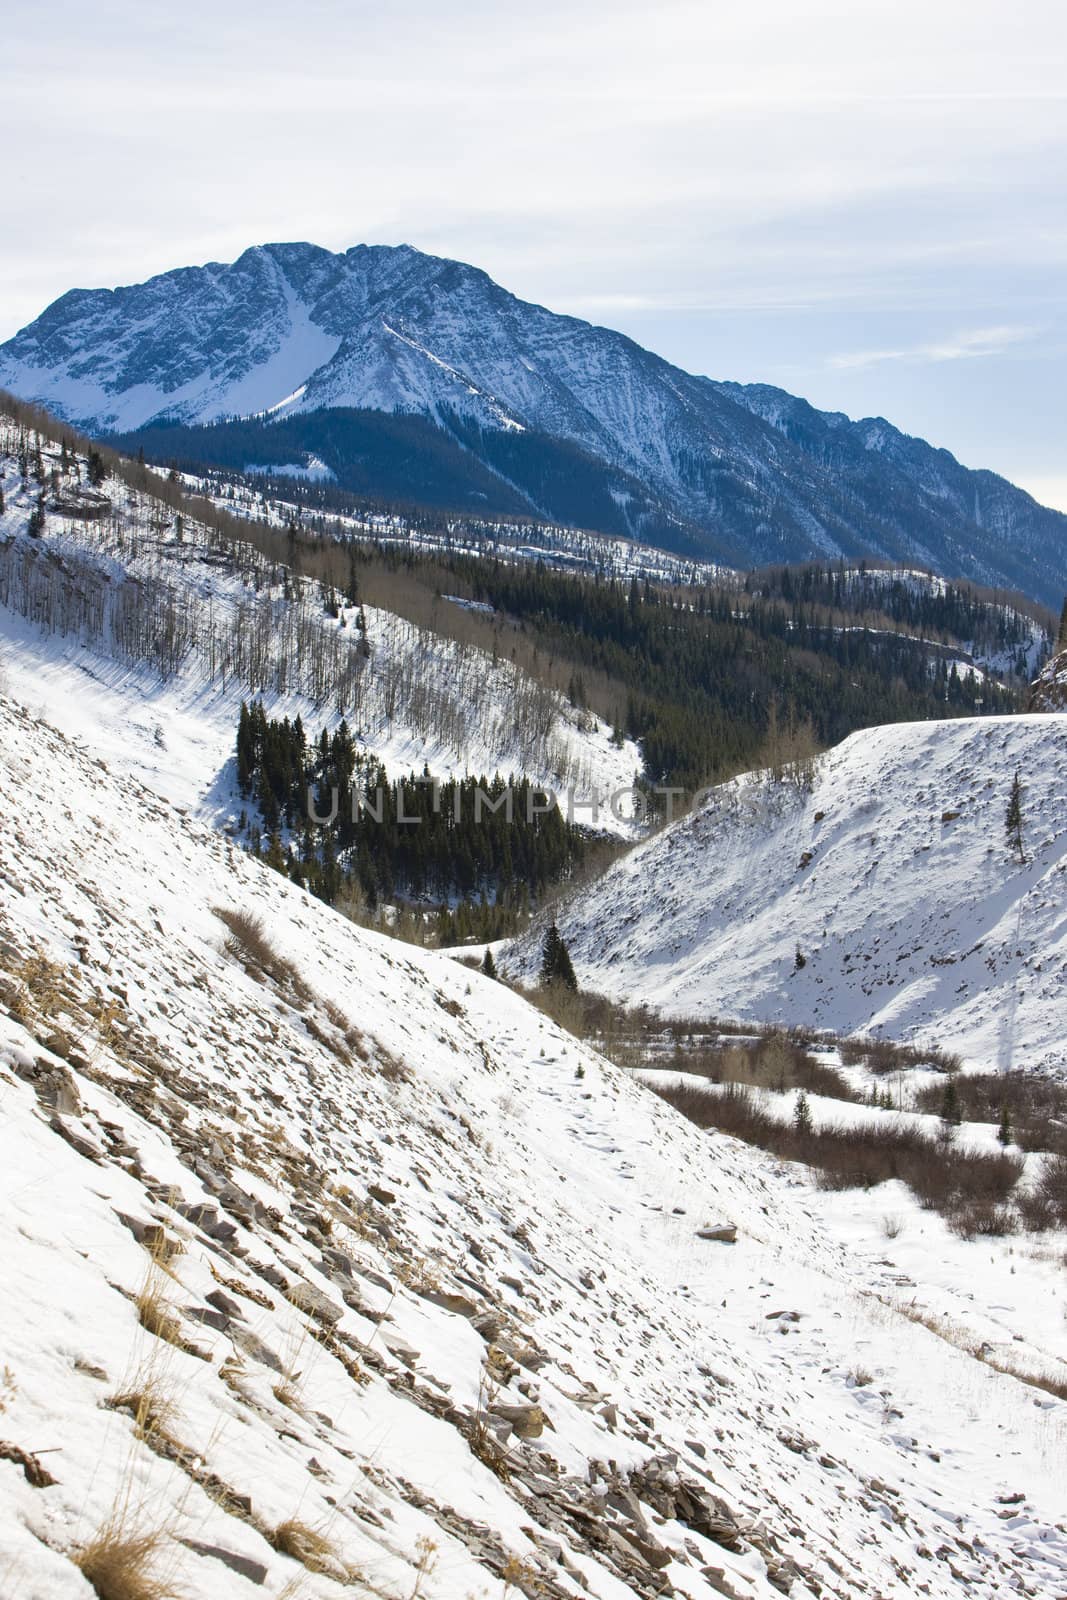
[2,699,1067,1598]
[504,715,1067,1075]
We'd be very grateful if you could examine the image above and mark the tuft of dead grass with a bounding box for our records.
[107,1367,181,1452]
[272,1519,355,1581]
[75,1520,179,1600]
[135,1278,185,1350]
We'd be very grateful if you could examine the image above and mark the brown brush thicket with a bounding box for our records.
[655,1080,1024,1231]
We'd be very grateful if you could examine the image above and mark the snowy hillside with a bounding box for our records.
[1031,647,1067,711]
[504,716,1067,1074]
[2,241,1066,601]
[4,692,1067,1599]
[0,414,639,831]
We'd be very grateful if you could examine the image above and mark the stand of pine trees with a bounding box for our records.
[236,701,592,938]
[423,552,1025,790]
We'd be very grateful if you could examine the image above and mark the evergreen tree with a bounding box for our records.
[481,946,497,980]
[793,1090,813,1140]
[997,1105,1012,1147]
[1005,769,1026,863]
[540,922,578,990]
[940,1081,962,1132]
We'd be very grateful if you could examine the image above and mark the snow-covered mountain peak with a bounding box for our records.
[3,241,1066,601]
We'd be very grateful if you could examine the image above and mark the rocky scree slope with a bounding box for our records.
[2,697,1067,1597]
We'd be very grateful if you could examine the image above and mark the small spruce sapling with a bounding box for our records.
[1005,769,1026,864]
[997,1105,1013,1147]
[939,1081,962,1137]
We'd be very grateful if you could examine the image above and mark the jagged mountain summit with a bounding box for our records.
[3,240,1066,602]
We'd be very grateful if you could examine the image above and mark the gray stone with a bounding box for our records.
[287,1281,344,1326]
[180,1540,267,1585]
[490,1403,547,1439]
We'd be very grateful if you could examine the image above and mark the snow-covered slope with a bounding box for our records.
[3,692,1067,1599]
[504,716,1067,1073]
[1031,647,1067,711]
[3,242,1066,601]
[0,415,640,832]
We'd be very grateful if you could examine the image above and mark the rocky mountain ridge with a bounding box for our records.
[3,242,1065,603]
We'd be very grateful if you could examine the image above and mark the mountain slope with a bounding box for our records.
[504,715,1067,1073]
[0,404,640,832]
[4,693,1067,1598]
[3,241,1066,602]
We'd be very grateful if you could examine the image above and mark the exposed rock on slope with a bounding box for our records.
[2,241,1065,601]
[1030,648,1067,710]
[3,695,1067,1596]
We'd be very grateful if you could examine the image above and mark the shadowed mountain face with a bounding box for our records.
[2,240,1064,602]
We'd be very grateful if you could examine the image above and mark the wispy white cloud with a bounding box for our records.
[829,324,1038,370]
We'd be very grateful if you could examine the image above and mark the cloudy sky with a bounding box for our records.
[6,0,1065,505]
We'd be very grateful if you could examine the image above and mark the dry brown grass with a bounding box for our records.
[878,1294,1067,1402]
[107,1379,180,1451]
[135,1277,185,1350]
[272,1519,355,1581]
[133,1254,204,1360]
[980,1352,1067,1402]
[214,907,310,1001]
[5,948,69,1028]
[75,1520,180,1600]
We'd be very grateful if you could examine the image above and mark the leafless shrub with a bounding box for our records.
[655,1081,1024,1222]
[839,1036,962,1075]
[915,1073,1067,1159]
[1014,1153,1067,1234]
[946,1200,1017,1239]
[214,907,310,1001]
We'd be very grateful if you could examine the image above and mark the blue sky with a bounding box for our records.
[5,0,1065,506]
